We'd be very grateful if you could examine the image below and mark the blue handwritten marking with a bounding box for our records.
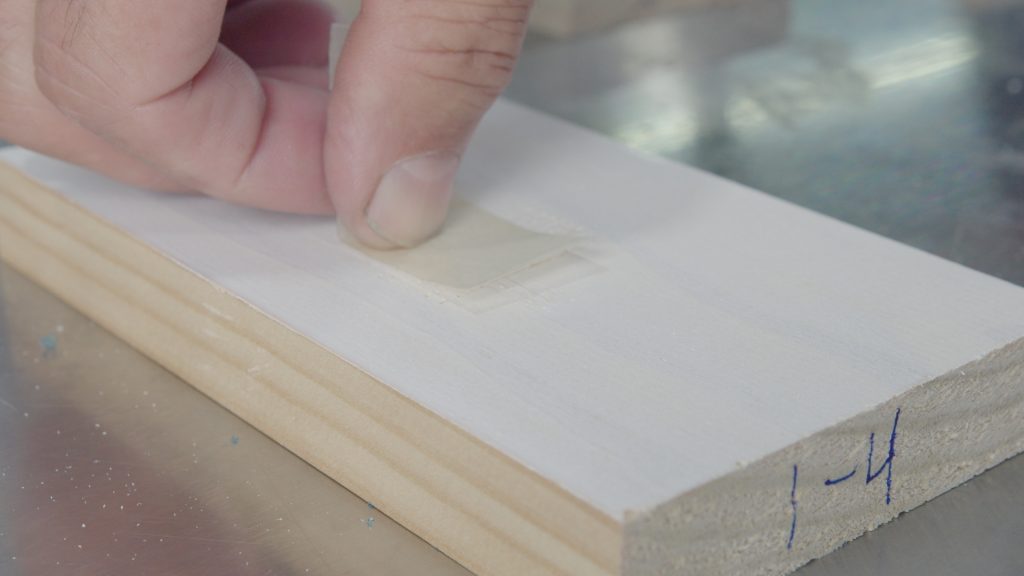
[786,407,903,550]
[866,407,902,505]
[824,467,858,486]
[787,464,798,550]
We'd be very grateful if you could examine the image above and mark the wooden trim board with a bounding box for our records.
[1,100,1023,575]
[0,153,618,576]
[1,266,476,576]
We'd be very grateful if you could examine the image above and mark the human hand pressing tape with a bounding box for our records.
[0,0,536,250]
[329,21,580,291]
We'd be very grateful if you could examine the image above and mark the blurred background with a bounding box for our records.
[505,0,1024,286]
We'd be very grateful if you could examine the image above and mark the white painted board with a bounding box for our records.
[4,99,1024,517]
[3,99,1023,574]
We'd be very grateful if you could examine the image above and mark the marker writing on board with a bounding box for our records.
[787,464,798,550]
[786,407,902,550]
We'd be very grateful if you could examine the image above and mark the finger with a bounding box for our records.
[0,0,179,191]
[257,66,329,89]
[34,0,335,214]
[221,0,334,69]
[325,0,533,248]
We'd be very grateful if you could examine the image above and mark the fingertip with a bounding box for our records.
[337,215,401,251]
[324,0,529,249]
[365,151,459,248]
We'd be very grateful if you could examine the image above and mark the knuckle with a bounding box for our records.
[33,2,122,120]
[34,45,116,126]
[390,0,532,97]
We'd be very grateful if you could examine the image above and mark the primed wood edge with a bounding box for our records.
[624,338,1024,575]
[0,267,476,576]
[0,161,621,576]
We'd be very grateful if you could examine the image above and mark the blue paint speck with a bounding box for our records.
[230,434,240,445]
[364,516,375,529]
[40,334,57,355]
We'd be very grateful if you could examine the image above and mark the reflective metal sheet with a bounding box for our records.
[0,267,469,576]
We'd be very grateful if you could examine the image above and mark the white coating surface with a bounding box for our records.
[4,101,1024,519]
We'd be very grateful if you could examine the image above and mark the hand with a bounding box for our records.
[0,0,533,248]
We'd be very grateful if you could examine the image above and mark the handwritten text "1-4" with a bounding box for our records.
[787,408,902,550]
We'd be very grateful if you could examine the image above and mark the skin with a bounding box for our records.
[0,0,533,246]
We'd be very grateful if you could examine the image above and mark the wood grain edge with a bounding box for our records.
[1,265,475,576]
[623,336,1024,575]
[0,160,622,576]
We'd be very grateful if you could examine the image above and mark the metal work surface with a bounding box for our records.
[2,0,1023,574]
[0,268,470,576]
[509,0,1024,286]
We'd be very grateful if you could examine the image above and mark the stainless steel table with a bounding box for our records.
[2,0,1022,573]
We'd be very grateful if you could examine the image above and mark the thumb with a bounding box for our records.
[325,0,532,249]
